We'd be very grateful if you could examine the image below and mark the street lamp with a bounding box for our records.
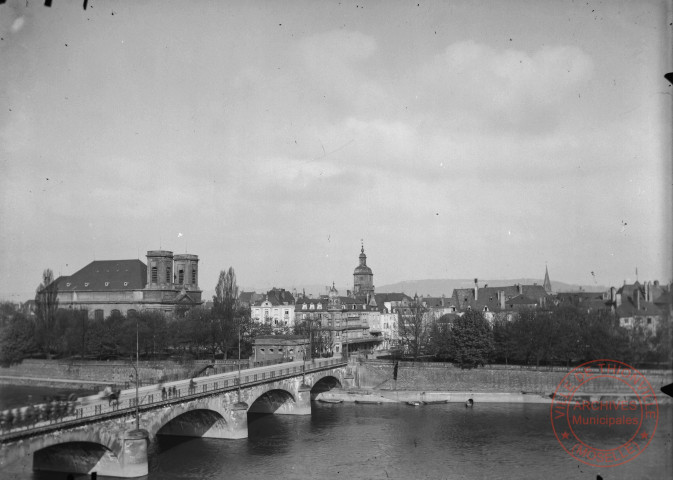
[237,321,241,403]
[128,316,140,430]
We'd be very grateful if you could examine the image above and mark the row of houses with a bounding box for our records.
[19,246,671,354]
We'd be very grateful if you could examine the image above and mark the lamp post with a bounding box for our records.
[129,316,140,430]
[237,321,241,403]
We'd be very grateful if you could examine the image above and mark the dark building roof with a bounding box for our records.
[374,293,413,303]
[453,284,552,312]
[54,260,147,291]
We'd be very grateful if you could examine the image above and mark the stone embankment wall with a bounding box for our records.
[356,361,673,395]
[0,359,245,387]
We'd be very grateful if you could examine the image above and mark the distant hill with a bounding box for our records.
[376,279,607,297]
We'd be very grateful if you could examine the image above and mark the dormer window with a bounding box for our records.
[124,282,128,287]
[302,304,307,310]
[317,304,322,310]
[66,283,71,287]
[310,304,315,310]
[84,282,89,287]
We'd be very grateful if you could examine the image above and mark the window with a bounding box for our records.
[647,318,652,325]
[128,309,137,317]
[178,269,184,284]
[302,304,307,310]
[317,304,322,310]
[105,282,110,287]
[84,282,89,287]
[284,310,289,315]
[66,282,71,287]
[94,309,104,321]
[166,267,171,284]
[310,304,315,310]
[151,266,158,283]
[191,267,197,284]
[111,309,121,316]
[124,282,128,287]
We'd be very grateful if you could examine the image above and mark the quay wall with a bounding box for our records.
[355,361,673,395]
[0,359,286,389]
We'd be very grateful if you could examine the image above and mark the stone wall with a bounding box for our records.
[0,359,277,388]
[355,361,673,395]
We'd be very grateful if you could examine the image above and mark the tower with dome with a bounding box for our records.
[353,241,375,297]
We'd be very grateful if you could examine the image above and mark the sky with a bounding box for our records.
[1,0,671,302]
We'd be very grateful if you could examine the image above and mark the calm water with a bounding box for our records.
[4,402,672,480]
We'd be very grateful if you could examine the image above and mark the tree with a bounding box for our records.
[35,269,59,357]
[450,310,494,368]
[0,313,37,366]
[213,267,241,358]
[428,315,453,361]
[398,300,431,361]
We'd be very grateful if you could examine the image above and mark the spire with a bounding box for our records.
[359,240,366,266]
[543,264,552,293]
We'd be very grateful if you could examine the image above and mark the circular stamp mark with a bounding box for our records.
[550,359,658,467]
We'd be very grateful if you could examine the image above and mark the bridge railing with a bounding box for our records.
[0,357,346,438]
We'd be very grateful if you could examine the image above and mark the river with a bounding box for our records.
[4,401,671,480]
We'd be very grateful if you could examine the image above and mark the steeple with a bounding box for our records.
[543,265,552,293]
[359,239,367,266]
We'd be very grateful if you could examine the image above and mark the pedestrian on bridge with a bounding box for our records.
[162,387,167,400]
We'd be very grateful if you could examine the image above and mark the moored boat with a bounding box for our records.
[318,399,343,404]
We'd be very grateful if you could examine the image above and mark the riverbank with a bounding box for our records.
[315,388,673,404]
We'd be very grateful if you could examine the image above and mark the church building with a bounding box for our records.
[51,250,203,320]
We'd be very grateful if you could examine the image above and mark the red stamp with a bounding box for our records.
[550,359,659,467]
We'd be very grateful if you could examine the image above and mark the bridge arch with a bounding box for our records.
[33,440,122,476]
[247,388,297,414]
[311,375,342,393]
[155,407,228,438]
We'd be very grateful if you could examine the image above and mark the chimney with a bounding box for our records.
[616,293,622,308]
[517,284,523,295]
[500,291,505,310]
[441,294,445,307]
[645,282,650,302]
[610,287,616,303]
[635,289,641,310]
[474,278,478,301]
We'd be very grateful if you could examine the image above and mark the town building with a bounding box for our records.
[610,281,667,332]
[50,250,203,319]
[252,335,309,364]
[452,274,554,322]
[250,288,296,329]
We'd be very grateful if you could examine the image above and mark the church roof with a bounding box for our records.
[54,260,147,291]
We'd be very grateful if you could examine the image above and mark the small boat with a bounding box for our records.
[423,400,449,405]
[318,399,343,404]
[406,401,422,406]
[355,400,383,405]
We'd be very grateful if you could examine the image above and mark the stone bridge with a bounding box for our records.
[0,358,349,478]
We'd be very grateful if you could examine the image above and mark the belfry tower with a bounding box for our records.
[353,241,374,297]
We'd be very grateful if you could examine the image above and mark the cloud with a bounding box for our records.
[415,41,594,133]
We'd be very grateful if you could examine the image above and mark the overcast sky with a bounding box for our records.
[1,0,671,302]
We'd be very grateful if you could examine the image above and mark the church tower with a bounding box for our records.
[353,241,374,297]
[543,265,552,293]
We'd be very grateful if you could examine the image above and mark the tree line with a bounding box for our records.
[399,305,671,369]
[0,267,274,366]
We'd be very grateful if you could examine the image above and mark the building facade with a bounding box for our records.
[51,250,202,319]
[250,288,296,328]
